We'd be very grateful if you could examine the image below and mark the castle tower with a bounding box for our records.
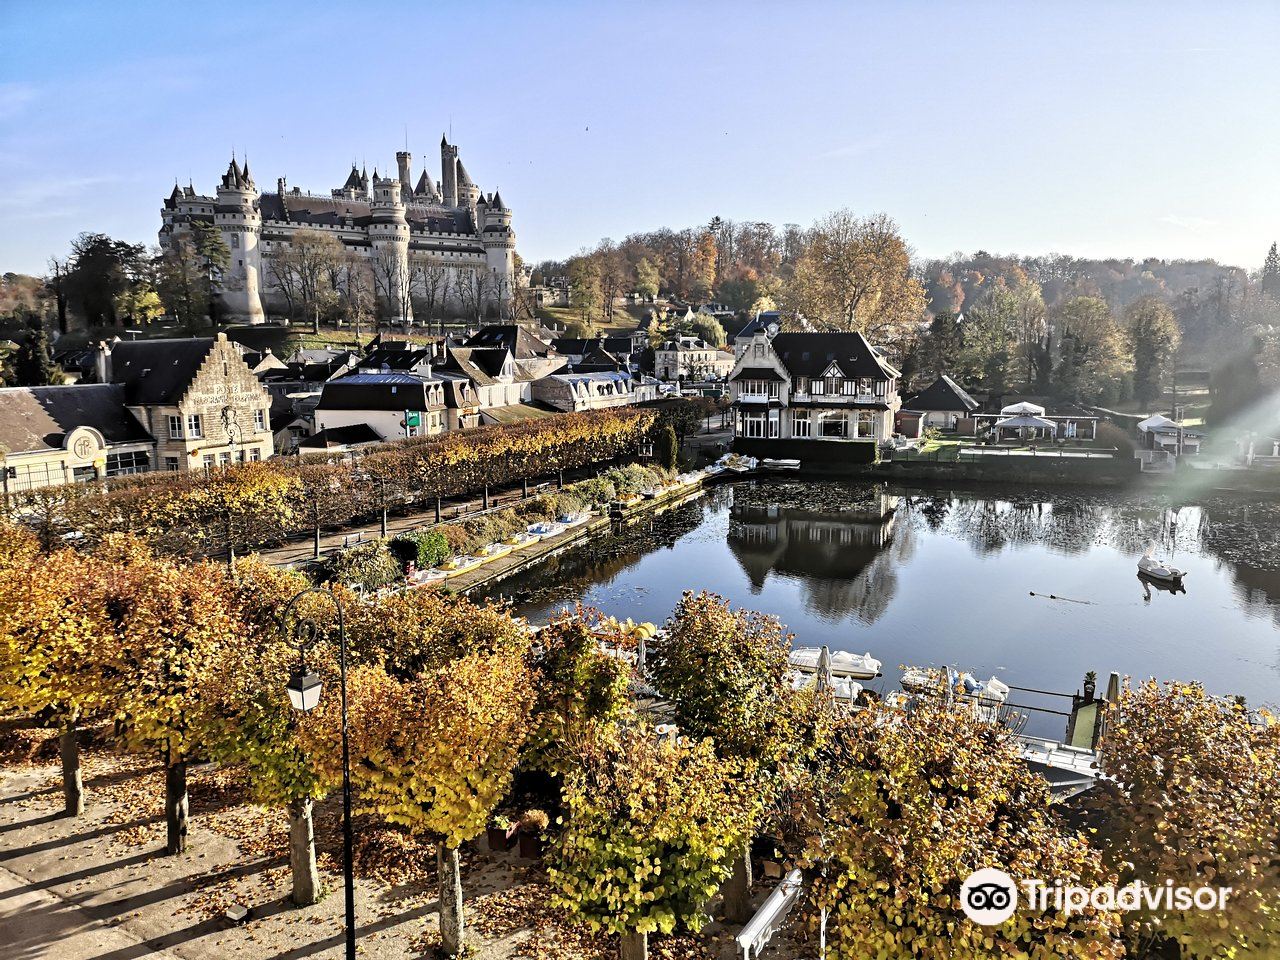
[396,150,413,194]
[214,156,266,324]
[481,189,516,321]
[455,159,481,210]
[369,171,413,325]
[441,134,458,207]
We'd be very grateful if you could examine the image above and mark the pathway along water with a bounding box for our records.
[479,478,1280,738]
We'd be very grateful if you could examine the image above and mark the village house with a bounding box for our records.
[314,372,447,441]
[0,384,155,493]
[530,371,643,413]
[902,375,979,430]
[728,327,901,463]
[96,334,275,471]
[655,336,734,381]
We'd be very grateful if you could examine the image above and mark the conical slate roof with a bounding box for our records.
[455,159,475,188]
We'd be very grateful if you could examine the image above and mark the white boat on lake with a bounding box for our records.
[789,647,881,679]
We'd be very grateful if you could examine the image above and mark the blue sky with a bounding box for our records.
[1,0,1278,275]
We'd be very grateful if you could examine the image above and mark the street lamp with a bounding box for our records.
[222,405,245,462]
[281,587,356,960]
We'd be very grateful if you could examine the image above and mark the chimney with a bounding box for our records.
[94,340,112,384]
[277,176,287,196]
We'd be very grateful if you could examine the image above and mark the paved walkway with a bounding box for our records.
[0,863,183,960]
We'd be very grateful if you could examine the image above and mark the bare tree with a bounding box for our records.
[410,259,449,335]
[332,251,376,343]
[372,247,413,330]
[270,228,342,333]
[453,267,483,327]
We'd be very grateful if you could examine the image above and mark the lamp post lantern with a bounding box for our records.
[282,587,356,960]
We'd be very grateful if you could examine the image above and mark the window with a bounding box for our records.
[105,450,149,477]
[811,379,825,395]
[168,415,182,439]
[796,377,808,394]
[186,413,203,438]
[739,411,768,438]
[165,457,179,471]
[218,452,231,466]
[753,342,764,358]
[842,379,857,395]
[819,412,848,438]
[254,409,266,431]
[768,411,780,438]
[202,454,215,470]
[855,410,877,438]
[793,411,811,437]
[231,234,240,249]
[249,448,262,462]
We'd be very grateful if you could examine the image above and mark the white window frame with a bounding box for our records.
[793,411,811,438]
[254,409,266,431]
[168,415,182,439]
[186,413,203,439]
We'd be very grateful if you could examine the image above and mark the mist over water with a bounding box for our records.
[482,480,1280,737]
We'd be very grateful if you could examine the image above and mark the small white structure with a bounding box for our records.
[1137,414,1203,456]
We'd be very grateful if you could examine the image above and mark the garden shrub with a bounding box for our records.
[320,541,402,591]
[388,530,452,569]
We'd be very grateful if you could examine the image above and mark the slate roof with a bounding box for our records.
[298,424,383,450]
[257,193,475,234]
[730,366,787,382]
[0,384,151,454]
[315,373,443,411]
[107,338,215,405]
[769,332,897,380]
[464,325,555,359]
[905,375,978,413]
[440,347,509,386]
[360,346,434,372]
[552,336,636,357]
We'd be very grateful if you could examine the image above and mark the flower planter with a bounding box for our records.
[517,832,545,859]
[486,824,518,852]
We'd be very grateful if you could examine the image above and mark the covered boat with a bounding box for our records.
[1138,547,1185,583]
[789,647,882,679]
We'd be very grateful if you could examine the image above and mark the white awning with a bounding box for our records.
[994,415,1058,430]
[999,401,1047,416]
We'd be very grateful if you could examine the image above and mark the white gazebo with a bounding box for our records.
[1000,401,1047,417]
[993,413,1059,440]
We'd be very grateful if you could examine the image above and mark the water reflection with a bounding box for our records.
[728,498,907,625]
[485,479,1280,713]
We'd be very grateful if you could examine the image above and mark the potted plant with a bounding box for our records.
[486,814,517,852]
[517,808,549,859]
[1083,671,1098,701]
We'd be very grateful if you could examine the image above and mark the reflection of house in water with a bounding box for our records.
[728,499,910,624]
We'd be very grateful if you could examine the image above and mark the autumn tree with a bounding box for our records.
[173,461,299,564]
[1093,680,1280,958]
[568,255,603,327]
[792,696,1125,959]
[634,257,660,300]
[410,259,449,333]
[521,608,632,777]
[549,727,762,960]
[203,560,340,905]
[650,592,804,920]
[316,654,534,956]
[87,539,242,854]
[0,546,106,815]
[690,314,726,348]
[1053,296,1129,403]
[787,211,925,339]
[331,250,375,340]
[1127,296,1182,404]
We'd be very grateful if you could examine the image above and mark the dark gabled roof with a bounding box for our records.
[361,345,434,371]
[298,423,383,449]
[0,384,152,454]
[730,366,787,382]
[442,347,510,385]
[315,373,442,411]
[464,324,554,359]
[257,193,475,234]
[769,332,896,381]
[551,336,636,357]
[905,374,978,413]
[107,338,216,405]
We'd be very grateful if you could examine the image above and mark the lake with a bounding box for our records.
[479,479,1280,737]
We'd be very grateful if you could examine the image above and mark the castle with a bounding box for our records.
[159,136,516,325]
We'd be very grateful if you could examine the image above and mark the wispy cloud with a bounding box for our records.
[0,81,38,122]
[0,175,122,221]
[1160,213,1218,231]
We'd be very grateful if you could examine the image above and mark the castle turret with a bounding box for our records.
[214,156,266,324]
[413,166,441,202]
[396,151,413,194]
[456,158,480,209]
[441,134,458,207]
[369,172,413,325]
[481,187,516,321]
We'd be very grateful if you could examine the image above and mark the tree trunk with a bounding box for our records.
[59,724,84,817]
[437,844,464,956]
[720,841,753,923]
[313,525,322,559]
[522,477,529,499]
[435,496,442,524]
[287,797,321,906]
[165,759,188,855]
[619,930,647,960]
[482,485,490,510]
